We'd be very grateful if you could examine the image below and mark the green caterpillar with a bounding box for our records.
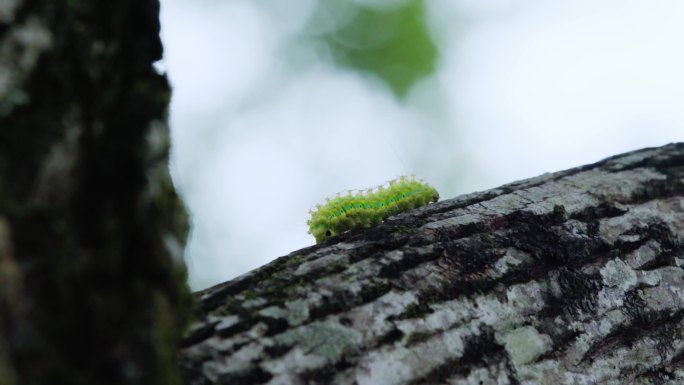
[308,176,439,243]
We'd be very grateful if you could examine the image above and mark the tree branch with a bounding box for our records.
[180,143,684,385]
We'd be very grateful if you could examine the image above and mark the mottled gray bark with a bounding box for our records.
[181,143,684,385]
[0,1,191,385]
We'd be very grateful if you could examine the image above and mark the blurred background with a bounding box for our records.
[158,0,684,291]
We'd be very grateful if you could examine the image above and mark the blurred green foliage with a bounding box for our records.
[311,0,438,98]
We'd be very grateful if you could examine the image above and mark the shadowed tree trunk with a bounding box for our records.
[180,143,684,385]
[0,1,192,385]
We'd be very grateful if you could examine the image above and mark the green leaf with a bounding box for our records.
[313,0,438,98]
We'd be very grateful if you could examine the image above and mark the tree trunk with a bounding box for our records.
[180,143,684,385]
[0,1,191,385]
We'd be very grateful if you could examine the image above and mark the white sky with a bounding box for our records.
[159,0,684,290]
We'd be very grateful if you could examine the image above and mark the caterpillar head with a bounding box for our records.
[309,224,338,244]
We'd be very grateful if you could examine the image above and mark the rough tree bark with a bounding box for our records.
[180,143,684,385]
[0,1,191,385]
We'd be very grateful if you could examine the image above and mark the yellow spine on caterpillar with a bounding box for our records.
[307,176,439,243]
